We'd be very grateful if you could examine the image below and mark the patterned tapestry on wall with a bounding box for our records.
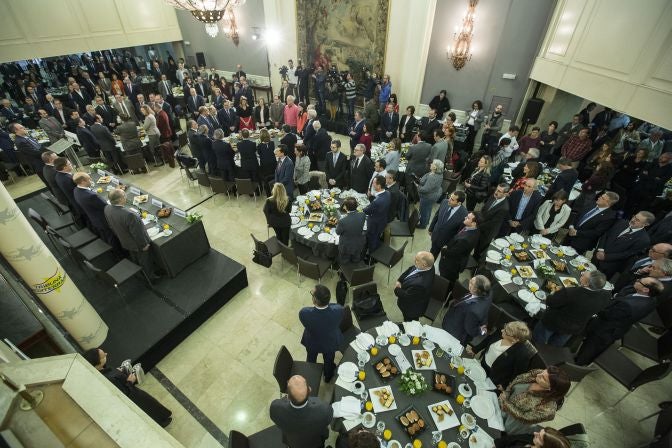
[296,0,389,76]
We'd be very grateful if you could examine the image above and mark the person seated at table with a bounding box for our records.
[84,348,172,428]
[438,211,481,286]
[499,366,571,435]
[501,179,543,236]
[442,275,492,344]
[532,270,611,347]
[533,191,571,240]
[299,284,344,383]
[336,428,380,448]
[494,426,571,448]
[236,128,258,181]
[336,197,366,264]
[575,277,664,365]
[467,321,535,390]
[263,183,291,245]
[592,211,654,279]
[394,251,435,321]
[270,375,333,448]
[563,191,618,255]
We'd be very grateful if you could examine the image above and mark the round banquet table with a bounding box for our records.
[483,233,613,316]
[289,189,369,258]
[335,326,500,447]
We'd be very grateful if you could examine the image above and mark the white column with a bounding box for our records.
[0,184,108,350]
[263,0,299,95]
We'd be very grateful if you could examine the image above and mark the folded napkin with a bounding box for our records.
[355,333,374,350]
[474,377,497,392]
[525,301,546,317]
[394,352,413,373]
[474,426,498,446]
[349,340,365,355]
[376,321,399,337]
[423,325,464,356]
[343,415,363,431]
[481,391,505,431]
[403,321,423,336]
[335,376,358,393]
[332,396,362,419]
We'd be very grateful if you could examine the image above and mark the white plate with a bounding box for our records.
[422,340,436,350]
[466,363,487,382]
[376,334,389,346]
[569,259,582,267]
[427,400,460,431]
[398,334,411,346]
[411,349,436,370]
[560,246,577,256]
[387,440,402,448]
[470,395,495,419]
[317,233,331,242]
[518,289,537,303]
[461,412,477,429]
[296,195,307,203]
[468,431,492,448]
[311,226,321,233]
[337,362,358,382]
[355,333,375,351]
[507,233,524,243]
[458,383,473,398]
[369,385,397,413]
[500,259,512,267]
[357,351,371,363]
[486,250,502,261]
[526,281,539,291]
[493,238,509,249]
[559,276,580,288]
[362,411,376,428]
[298,227,312,236]
[162,230,173,237]
[388,344,402,356]
[147,227,160,237]
[291,216,300,225]
[535,290,547,300]
[512,277,524,286]
[494,270,512,282]
[448,443,461,448]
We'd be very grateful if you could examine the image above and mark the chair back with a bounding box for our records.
[431,275,451,303]
[177,130,188,149]
[277,241,298,266]
[27,208,47,231]
[657,301,672,329]
[389,241,408,267]
[40,192,68,215]
[340,305,355,333]
[123,153,145,171]
[184,166,197,182]
[352,282,378,302]
[654,402,672,439]
[350,265,375,287]
[235,178,257,196]
[631,361,672,390]
[210,177,235,195]
[558,362,598,383]
[658,330,672,361]
[407,208,419,235]
[559,423,587,438]
[228,430,250,448]
[297,256,321,280]
[528,352,547,370]
[251,233,270,255]
[273,345,294,394]
[196,171,211,188]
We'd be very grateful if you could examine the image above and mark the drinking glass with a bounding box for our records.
[432,430,442,444]
[436,347,445,358]
[376,420,385,437]
[360,390,368,403]
[358,358,366,370]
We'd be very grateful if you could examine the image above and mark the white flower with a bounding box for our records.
[410,388,415,394]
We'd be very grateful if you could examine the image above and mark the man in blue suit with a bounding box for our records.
[442,275,492,344]
[349,111,366,151]
[428,191,468,258]
[363,175,391,253]
[274,145,294,197]
[72,172,120,252]
[299,285,344,382]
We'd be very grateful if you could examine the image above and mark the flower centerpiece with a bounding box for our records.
[90,162,108,171]
[398,369,429,396]
[537,264,555,279]
[323,202,337,218]
[186,211,203,223]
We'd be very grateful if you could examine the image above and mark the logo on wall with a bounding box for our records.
[32,267,67,295]
[6,245,43,262]
[0,206,19,225]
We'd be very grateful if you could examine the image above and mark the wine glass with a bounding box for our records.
[376,421,385,437]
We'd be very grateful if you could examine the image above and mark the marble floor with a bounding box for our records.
[4,138,671,448]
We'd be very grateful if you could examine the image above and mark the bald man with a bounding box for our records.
[614,243,672,291]
[269,375,332,448]
[395,251,435,321]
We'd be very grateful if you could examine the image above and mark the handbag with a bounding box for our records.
[352,293,384,319]
[252,249,272,268]
[336,273,348,306]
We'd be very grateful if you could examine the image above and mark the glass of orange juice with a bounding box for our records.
[457,365,465,375]
[388,335,396,344]
[383,429,392,441]
[456,394,465,405]
[365,401,373,411]
[412,336,420,345]
[371,346,378,356]
[358,370,366,381]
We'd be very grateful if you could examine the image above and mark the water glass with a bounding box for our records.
[432,430,442,444]
[358,358,366,370]
[376,420,385,437]
[360,390,368,402]
[436,347,445,358]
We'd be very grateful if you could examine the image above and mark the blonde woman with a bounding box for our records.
[263,183,291,244]
[140,104,160,156]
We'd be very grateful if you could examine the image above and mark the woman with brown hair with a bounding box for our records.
[495,427,571,448]
[237,97,254,131]
[464,155,492,210]
[499,366,571,434]
[263,183,291,245]
[296,102,308,135]
[511,161,541,191]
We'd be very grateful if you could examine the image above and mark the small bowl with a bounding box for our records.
[362,412,376,428]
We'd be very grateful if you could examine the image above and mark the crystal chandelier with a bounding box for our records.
[447,0,478,70]
[165,0,245,39]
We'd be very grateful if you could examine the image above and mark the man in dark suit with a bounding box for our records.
[40,151,60,199]
[38,109,65,145]
[336,197,366,264]
[52,99,72,128]
[186,88,205,119]
[157,74,174,104]
[363,175,390,253]
[269,375,332,448]
[349,144,374,194]
[386,171,403,222]
[575,277,664,365]
[348,111,366,151]
[395,251,435,321]
[325,140,348,188]
[442,275,492,344]
[419,109,441,143]
[94,96,117,130]
[311,121,332,172]
[299,285,344,382]
[380,103,399,142]
[648,212,672,245]
[75,119,100,157]
[405,131,432,177]
[502,179,543,235]
[53,157,85,227]
[123,79,139,104]
[194,76,209,98]
[545,158,578,198]
[564,191,619,254]
[72,173,118,247]
[439,212,481,284]
[104,189,159,280]
[429,191,468,258]
[475,184,511,260]
[533,270,612,347]
[614,243,672,291]
[90,115,123,173]
[216,100,238,136]
[274,146,294,197]
[593,211,655,278]
[279,80,297,104]
[9,122,48,187]
[69,83,91,112]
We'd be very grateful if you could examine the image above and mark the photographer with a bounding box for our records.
[84,348,172,427]
[312,65,327,114]
[344,72,356,121]
[294,59,310,104]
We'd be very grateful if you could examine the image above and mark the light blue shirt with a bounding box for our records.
[515,193,532,220]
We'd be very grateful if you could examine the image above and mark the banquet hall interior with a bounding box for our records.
[1,0,672,447]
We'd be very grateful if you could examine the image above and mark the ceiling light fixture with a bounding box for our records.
[164,0,245,39]
[447,0,478,70]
